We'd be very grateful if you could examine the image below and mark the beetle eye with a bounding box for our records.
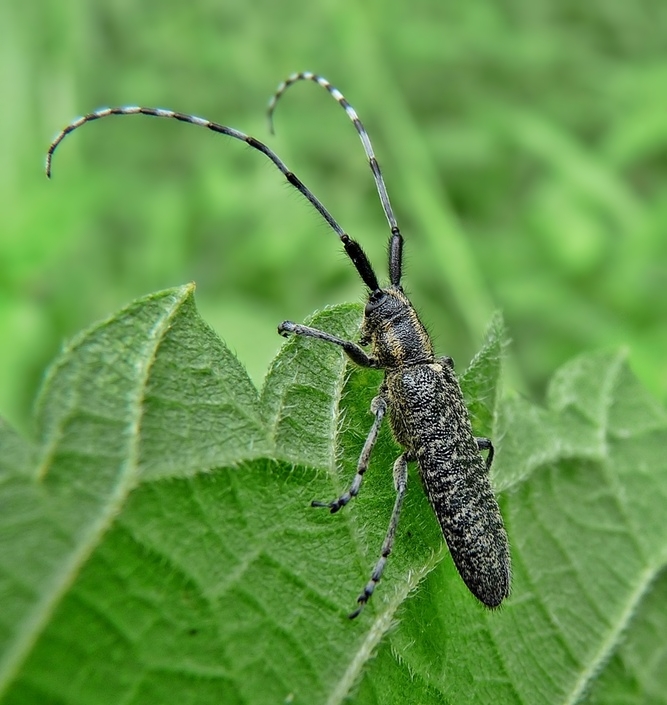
[365,290,386,312]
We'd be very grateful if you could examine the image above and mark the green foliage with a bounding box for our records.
[3,4,667,699]
[3,0,667,433]
[1,288,666,704]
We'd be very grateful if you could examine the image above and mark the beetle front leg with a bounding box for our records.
[278,320,378,368]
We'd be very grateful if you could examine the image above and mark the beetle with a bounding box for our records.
[47,71,511,618]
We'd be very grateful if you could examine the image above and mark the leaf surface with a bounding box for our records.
[0,291,665,704]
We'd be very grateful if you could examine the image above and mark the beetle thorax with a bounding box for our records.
[360,287,435,367]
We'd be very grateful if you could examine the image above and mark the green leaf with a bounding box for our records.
[460,310,507,441]
[0,285,270,700]
[0,418,34,479]
[1,290,666,704]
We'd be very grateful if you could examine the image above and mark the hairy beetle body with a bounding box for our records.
[386,361,510,608]
[364,286,510,608]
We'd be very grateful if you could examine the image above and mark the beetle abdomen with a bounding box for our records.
[386,363,511,607]
[418,449,510,607]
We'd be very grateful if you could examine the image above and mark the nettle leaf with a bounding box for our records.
[0,289,666,705]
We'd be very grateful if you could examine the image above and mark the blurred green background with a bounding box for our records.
[2,0,667,436]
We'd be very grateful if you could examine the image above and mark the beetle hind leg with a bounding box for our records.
[349,452,409,619]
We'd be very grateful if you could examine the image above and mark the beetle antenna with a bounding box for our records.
[46,105,380,291]
[268,72,403,286]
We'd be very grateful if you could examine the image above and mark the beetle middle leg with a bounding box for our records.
[312,395,387,513]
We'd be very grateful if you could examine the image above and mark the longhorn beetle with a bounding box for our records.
[47,71,511,618]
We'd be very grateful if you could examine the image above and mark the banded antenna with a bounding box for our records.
[268,72,404,287]
[46,103,380,292]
